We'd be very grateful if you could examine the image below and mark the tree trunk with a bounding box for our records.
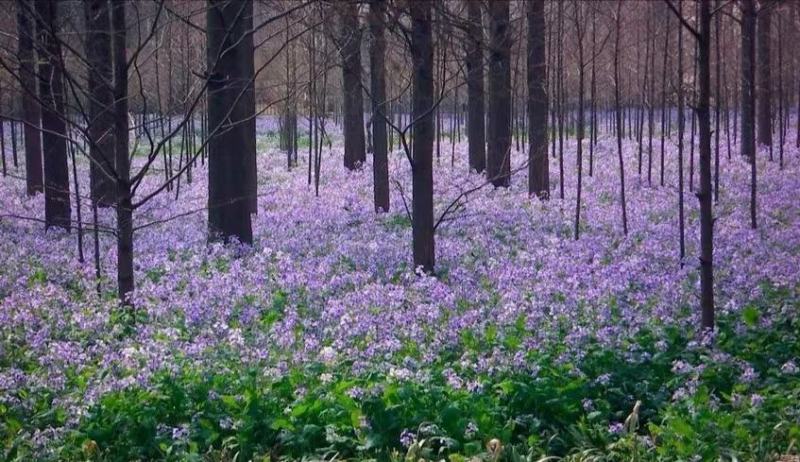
[410,0,435,274]
[613,0,628,235]
[466,2,486,173]
[756,5,771,147]
[369,0,389,213]
[527,0,548,199]
[35,0,71,231]
[207,0,254,245]
[338,2,366,170]
[697,0,715,330]
[741,0,757,228]
[112,0,133,305]
[487,0,511,187]
[84,0,116,207]
[16,0,43,196]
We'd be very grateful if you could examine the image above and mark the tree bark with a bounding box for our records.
[112,0,133,305]
[526,0,548,199]
[697,0,715,330]
[410,0,435,274]
[207,0,254,245]
[756,4,771,146]
[16,0,43,196]
[487,0,511,187]
[465,0,485,174]
[35,0,71,231]
[84,0,116,207]
[369,0,389,213]
[338,2,366,170]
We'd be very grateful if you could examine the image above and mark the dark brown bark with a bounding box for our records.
[756,4,771,146]
[207,0,254,245]
[112,0,133,305]
[465,0,485,174]
[84,0,116,207]
[35,0,71,231]
[487,0,511,187]
[697,0,715,330]
[410,0,435,274]
[741,0,757,228]
[613,0,628,235]
[338,2,366,170]
[369,0,389,213]
[16,0,42,196]
[527,0,548,199]
[243,4,257,213]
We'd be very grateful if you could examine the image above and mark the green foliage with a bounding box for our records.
[6,285,800,461]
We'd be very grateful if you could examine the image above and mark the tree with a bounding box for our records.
[206,0,254,245]
[612,0,628,235]
[35,0,71,231]
[465,0,486,174]
[486,0,511,187]
[369,0,389,213]
[84,0,116,207]
[756,3,771,147]
[16,0,42,197]
[526,0,548,199]
[338,1,366,170]
[113,0,133,304]
[410,0,435,273]
[740,0,757,229]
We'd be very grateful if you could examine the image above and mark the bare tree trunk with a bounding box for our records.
[16,0,42,196]
[697,0,715,330]
[369,0,389,213]
[338,2,366,170]
[660,10,670,187]
[85,0,116,207]
[410,0,435,273]
[113,0,133,306]
[35,0,71,231]
[613,0,628,235]
[527,0,548,199]
[487,0,512,187]
[573,1,586,240]
[677,0,685,263]
[207,0,254,244]
[741,0,757,228]
[756,5,771,147]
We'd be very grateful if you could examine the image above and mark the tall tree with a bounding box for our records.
[613,0,628,235]
[35,0,71,231]
[84,0,116,207]
[487,0,511,187]
[112,0,133,304]
[740,0,757,228]
[526,0,548,198]
[338,1,366,170]
[756,3,771,147]
[16,0,42,196]
[368,0,389,212]
[697,0,714,330]
[206,0,254,244]
[465,0,486,174]
[410,0,435,273]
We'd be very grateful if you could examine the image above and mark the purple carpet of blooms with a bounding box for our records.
[1,120,799,447]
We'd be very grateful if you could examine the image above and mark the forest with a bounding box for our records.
[0,0,799,460]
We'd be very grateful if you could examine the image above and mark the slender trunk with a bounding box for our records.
[35,0,70,231]
[339,2,366,170]
[697,0,714,330]
[756,5,771,147]
[487,0,512,187]
[369,0,389,212]
[410,0,435,273]
[113,0,133,306]
[613,0,628,235]
[527,0,548,199]
[677,0,685,264]
[741,0,757,228]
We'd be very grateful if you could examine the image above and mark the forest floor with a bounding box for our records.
[1,127,800,460]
